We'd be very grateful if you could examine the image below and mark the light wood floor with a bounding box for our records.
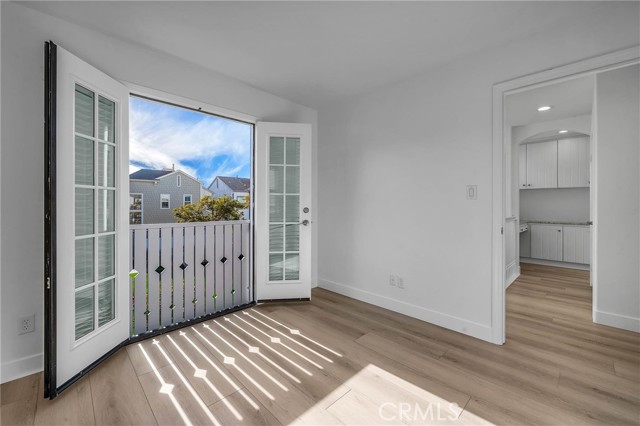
[2,264,639,425]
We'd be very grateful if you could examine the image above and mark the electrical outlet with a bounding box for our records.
[18,314,35,335]
[389,275,397,286]
[397,277,405,289]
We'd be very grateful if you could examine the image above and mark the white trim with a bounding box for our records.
[492,46,640,345]
[183,194,192,205]
[1,353,43,384]
[593,310,640,333]
[160,193,170,209]
[124,82,258,124]
[318,278,493,342]
[177,174,182,187]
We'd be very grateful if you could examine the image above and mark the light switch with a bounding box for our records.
[467,185,478,200]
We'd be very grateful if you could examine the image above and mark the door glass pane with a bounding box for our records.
[98,96,115,143]
[269,224,283,252]
[284,254,300,280]
[98,143,115,187]
[75,136,94,185]
[284,224,299,252]
[285,195,299,222]
[98,235,115,280]
[98,279,115,327]
[285,167,299,193]
[269,253,283,281]
[75,188,94,236]
[285,137,300,165]
[269,166,284,193]
[75,286,95,340]
[270,137,285,164]
[269,195,284,222]
[75,237,94,288]
[75,85,94,137]
[98,189,115,233]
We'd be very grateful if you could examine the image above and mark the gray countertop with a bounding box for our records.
[521,220,591,226]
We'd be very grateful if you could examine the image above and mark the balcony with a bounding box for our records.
[129,220,252,336]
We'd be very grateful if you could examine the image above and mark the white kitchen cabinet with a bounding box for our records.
[562,225,591,264]
[519,144,527,189]
[530,224,563,261]
[558,137,590,188]
[526,140,558,189]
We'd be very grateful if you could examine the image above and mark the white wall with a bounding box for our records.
[317,3,639,342]
[0,2,317,383]
[520,188,590,223]
[593,64,640,332]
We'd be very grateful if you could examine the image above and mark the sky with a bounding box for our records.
[129,96,252,188]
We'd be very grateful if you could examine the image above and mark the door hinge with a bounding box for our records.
[46,277,51,290]
[501,227,504,235]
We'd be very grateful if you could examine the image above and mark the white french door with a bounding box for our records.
[45,43,130,396]
[255,123,312,300]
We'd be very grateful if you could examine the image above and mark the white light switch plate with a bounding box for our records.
[467,185,478,200]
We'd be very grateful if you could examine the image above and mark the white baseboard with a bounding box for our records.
[317,278,494,343]
[1,353,43,384]
[593,310,640,333]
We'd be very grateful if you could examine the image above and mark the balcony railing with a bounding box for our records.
[129,220,252,336]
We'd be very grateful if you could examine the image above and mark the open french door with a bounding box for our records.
[44,42,130,398]
[255,122,312,300]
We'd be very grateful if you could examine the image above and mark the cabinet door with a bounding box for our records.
[526,141,558,188]
[530,224,563,261]
[558,137,590,188]
[519,144,528,189]
[562,226,591,264]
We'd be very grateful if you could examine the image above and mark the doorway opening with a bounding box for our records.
[127,94,255,338]
[493,48,640,344]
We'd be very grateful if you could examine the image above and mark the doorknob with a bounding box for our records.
[300,219,310,226]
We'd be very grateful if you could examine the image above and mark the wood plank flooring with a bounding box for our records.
[2,264,639,425]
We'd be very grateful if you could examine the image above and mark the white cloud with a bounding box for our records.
[129,98,251,186]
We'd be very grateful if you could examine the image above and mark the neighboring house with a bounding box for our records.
[208,176,250,202]
[129,168,208,224]
[208,176,251,219]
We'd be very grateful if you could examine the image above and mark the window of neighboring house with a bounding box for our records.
[183,194,192,205]
[129,193,143,224]
[161,194,170,209]
[177,175,182,187]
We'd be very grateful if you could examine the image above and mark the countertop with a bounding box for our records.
[520,220,591,226]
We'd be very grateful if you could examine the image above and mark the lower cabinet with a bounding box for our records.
[530,224,563,261]
[528,223,590,264]
[562,226,591,264]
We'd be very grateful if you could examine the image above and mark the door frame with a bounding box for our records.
[491,46,640,344]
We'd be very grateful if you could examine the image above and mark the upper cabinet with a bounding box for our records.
[558,137,590,188]
[525,140,558,189]
[520,137,590,189]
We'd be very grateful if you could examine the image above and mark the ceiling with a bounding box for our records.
[506,75,595,127]
[23,1,610,108]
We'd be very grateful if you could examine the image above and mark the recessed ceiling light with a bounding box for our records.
[558,130,569,134]
[537,106,552,112]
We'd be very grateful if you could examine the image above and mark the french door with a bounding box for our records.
[255,123,312,300]
[43,43,312,398]
[44,42,130,397]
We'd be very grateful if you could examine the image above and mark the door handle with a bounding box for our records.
[300,220,311,226]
